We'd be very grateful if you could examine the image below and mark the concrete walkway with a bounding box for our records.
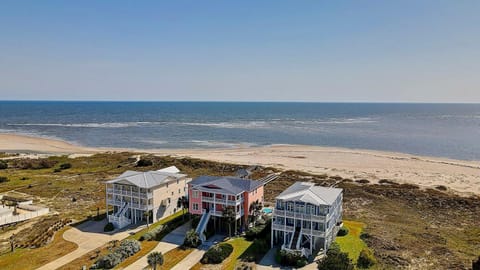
[37,220,143,270]
[123,221,191,270]
[170,234,224,270]
[257,248,319,270]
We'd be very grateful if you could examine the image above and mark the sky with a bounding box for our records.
[0,1,479,102]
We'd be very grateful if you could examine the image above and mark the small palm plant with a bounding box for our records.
[147,251,164,270]
[222,206,236,236]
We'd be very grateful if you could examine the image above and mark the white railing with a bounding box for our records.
[0,208,49,226]
[273,209,327,222]
[108,215,131,229]
[272,223,294,232]
[107,189,152,198]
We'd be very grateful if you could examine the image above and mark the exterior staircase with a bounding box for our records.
[195,210,211,241]
[290,227,301,249]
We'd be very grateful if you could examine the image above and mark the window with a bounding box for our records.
[193,203,199,210]
[166,183,169,188]
[177,179,179,184]
[171,192,174,196]
[193,190,199,198]
[168,198,171,204]
[178,189,181,194]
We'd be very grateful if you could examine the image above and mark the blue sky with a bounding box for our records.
[0,1,479,102]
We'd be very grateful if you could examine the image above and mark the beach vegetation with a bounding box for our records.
[59,163,72,170]
[317,243,354,270]
[337,226,349,236]
[357,248,377,268]
[103,222,114,232]
[0,160,7,169]
[0,176,8,183]
[201,243,234,264]
[222,206,236,236]
[136,158,153,167]
[147,251,164,270]
[183,229,201,248]
[276,249,307,268]
[91,239,140,269]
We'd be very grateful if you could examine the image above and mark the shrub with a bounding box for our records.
[473,256,480,270]
[277,249,307,267]
[191,215,200,229]
[201,243,234,264]
[91,239,141,269]
[0,160,7,169]
[53,168,62,173]
[140,225,165,241]
[140,213,187,241]
[136,159,153,167]
[183,229,201,248]
[355,179,370,184]
[245,219,271,241]
[337,226,349,236]
[0,176,8,183]
[104,222,114,232]
[317,243,354,270]
[357,249,376,269]
[59,163,72,170]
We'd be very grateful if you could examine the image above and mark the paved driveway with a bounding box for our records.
[37,220,143,270]
[123,221,191,270]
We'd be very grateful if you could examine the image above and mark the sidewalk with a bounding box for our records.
[123,221,191,270]
[37,220,143,270]
[170,234,224,270]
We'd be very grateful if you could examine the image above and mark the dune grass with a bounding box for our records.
[0,226,78,270]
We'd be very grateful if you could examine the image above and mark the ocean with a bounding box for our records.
[0,101,479,160]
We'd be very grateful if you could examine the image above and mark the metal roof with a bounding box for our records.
[190,176,264,195]
[276,182,342,206]
[106,168,187,189]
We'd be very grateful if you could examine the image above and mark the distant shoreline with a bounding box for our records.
[1,132,479,196]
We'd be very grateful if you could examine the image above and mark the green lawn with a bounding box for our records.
[222,237,253,270]
[129,210,185,240]
[335,220,367,263]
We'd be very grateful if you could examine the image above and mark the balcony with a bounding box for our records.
[202,197,241,206]
[106,188,152,198]
[273,209,327,222]
[107,199,151,210]
[209,209,244,219]
[301,228,325,237]
[272,223,294,232]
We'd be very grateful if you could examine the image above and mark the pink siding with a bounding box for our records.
[243,185,264,224]
[189,185,203,215]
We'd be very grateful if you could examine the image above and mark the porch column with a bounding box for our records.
[105,183,108,220]
[130,186,133,223]
[271,223,274,248]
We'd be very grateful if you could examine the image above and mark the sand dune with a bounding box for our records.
[1,133,479,195]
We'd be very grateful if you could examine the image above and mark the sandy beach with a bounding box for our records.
[1,133,479,195]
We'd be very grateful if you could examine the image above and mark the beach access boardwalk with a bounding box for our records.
[37,220,143,270]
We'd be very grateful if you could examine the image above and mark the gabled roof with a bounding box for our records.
[190,176,264,195]
[106,168,187,189]
[276,182,342,206]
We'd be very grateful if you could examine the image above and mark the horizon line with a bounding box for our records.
[0,99,480,105]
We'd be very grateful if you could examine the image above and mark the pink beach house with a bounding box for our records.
[188,176,264,240]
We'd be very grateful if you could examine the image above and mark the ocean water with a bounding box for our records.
[0,101,479,160]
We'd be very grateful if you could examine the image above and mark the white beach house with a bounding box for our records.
[271,182,343,258]
[105,166,190,229]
